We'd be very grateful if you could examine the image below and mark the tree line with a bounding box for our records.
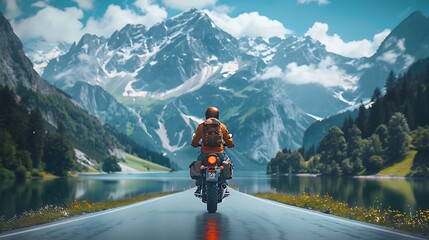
[0,86,174,179]
[0,87,77,178]
[268,58,429,177]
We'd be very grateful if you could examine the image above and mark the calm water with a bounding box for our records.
[1,171,428,218]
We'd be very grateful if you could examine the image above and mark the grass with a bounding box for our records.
[122,153,171,172]
[256,192,429,235]
[378,151,417,177]
[0,192,176,233]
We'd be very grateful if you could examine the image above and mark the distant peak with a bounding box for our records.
[409,10,424,18]
[404,10,427,22]
[177,8,207,19]
[185,8,204,14]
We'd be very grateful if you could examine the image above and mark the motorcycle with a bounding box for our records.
[190,150,233,213]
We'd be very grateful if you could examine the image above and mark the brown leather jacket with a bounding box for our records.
[191,118,235,154]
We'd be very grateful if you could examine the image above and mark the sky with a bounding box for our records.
[1,0,429,58]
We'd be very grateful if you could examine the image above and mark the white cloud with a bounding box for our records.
[256,57,350,88]
[162,0,217,10]
[72,0,94,10]
[4,0,21,19]
[283,57,348,87]
[377,50,399,64]
[83,2,167,38]
[257,66,284,80]
[12,6,84,44]
[297,0,330,5]
[32,1,49,8]
[134,0,168,25]
[205,10,292,39]
[305,22,391,58]
[12,0,167,45]
[376,38,410,65]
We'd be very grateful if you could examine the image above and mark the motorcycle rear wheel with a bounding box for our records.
[207,182,218,213]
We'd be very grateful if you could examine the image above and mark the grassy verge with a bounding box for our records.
[256,192,429,235]
[0,192,176,233]
[378,151,417,177]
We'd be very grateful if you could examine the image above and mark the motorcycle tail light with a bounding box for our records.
[207,156,217,165]
[200,165,205,170]
[219,165,224,171]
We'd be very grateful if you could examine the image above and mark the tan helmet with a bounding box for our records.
[205,106,219,119]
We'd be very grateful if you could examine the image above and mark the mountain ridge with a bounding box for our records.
[36,10,429,169]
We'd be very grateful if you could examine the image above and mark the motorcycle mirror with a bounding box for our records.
[229,133,233,138]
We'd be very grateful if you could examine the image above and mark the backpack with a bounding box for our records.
[203,118,223,147]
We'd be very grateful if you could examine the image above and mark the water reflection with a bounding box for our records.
[1,171,429,218]
[195,213,230,240]
[0,172,193,218]
[267,175,429,212]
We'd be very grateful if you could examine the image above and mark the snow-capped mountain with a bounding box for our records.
[23,41,70,75]
[41,8,314,169]
[38,9,429,169]
[302,11,429,149]
[265,35,363,117]
[239,36,282,63]
[357,11,429,98]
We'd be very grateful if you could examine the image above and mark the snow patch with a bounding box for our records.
[305,113,323,121]
[154,121,186,152]
[220,61,239,78]
[123,65,220,99]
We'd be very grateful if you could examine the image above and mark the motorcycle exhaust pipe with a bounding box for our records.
[221,183,227,189]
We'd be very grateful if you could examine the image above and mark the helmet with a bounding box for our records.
[205,106,219,119]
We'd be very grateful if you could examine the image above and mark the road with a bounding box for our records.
[0,188,426,240]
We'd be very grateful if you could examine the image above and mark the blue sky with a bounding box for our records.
[1,0,429,58]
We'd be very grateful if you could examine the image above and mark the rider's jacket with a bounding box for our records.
[191,118,235,154]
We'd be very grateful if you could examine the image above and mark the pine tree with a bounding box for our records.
[355,103,369,138]
[27,109,45,169]
[368,88,384,134]
[385,71,397,93]
[43,130,76,176]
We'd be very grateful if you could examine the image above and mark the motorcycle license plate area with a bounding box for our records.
[206,172,217,181]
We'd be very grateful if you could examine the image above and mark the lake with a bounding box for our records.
[1,171,428,218]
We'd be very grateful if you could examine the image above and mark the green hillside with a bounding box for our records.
[121,153,171,172]
[378,151,416,177]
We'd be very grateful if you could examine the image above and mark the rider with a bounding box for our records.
[191,106,235,195]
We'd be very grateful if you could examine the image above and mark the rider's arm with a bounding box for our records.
[221,124,235,148]
[191,124,203,147]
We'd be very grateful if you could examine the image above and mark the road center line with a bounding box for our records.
[244,192,426,240]
[0,192,180,239]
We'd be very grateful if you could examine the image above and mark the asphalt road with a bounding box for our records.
[0,189,426,240]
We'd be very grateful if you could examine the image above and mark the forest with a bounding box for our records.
[0,86,173,179]
[267,58,429,177]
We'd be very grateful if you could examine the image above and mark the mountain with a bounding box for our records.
[64,82,155,149]
[0,13,170,170]
[239,36,282,63]
[303,11,429,149]
[267,35,362,117]
[0,13,121,160]
[356,11,429,98]
[23,40,70,75]
[41,9,314,169]
[39,10,429,169]
[0,15,50,93]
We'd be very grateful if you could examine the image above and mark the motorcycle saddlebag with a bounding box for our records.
[222,161,233,179]
[189,160,202,179]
